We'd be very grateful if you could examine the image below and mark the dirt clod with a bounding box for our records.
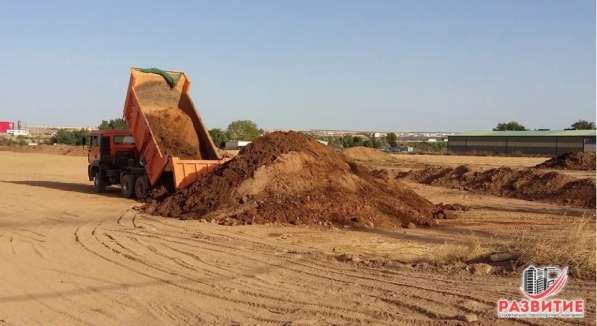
[469,263,493,275]
[462,313,478,323]
[148,131,436,228]
[336,254,360,263]
[536,152,596,171]
[435,202,469,211]
[489,252,516,262]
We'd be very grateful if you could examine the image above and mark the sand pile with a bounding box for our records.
[398,165,595,208]
[343,146,390,161]
[145,109,201,159]
[147,132,437,228]
[536,152,596,171]
[132,69,202,159]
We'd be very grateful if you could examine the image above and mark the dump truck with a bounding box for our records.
[87,68,223,198]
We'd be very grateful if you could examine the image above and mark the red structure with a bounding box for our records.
[0,121,14,133]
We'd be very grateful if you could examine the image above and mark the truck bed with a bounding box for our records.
[123,68,221,189]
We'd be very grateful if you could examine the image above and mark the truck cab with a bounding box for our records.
[87,130,149,198]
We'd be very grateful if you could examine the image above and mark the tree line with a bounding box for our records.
[208,120,264,148]
[46,117,596,147]
[494,120,595,131]
[50,118,128,145]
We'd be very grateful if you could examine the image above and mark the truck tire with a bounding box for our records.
[121,174,136,198]
[94,169,106,193]
[135,176,149,200]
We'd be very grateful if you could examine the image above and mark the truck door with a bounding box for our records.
[100,136,111,162]
[88,135,100,163]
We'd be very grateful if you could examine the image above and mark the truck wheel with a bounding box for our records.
[121,174,136,198]
[135,176,149,200]
[94,170,106,193]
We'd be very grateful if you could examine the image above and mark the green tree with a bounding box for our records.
[53,128,90,145]
[208,128,229,148]
[493,121,527,131]
[352,136,365,147]
[386,132,398,148]
[571,120,595,130]
[98,118,127,130]
[226,120,262,141]
[342,135,354,148]
[369,137,381,148]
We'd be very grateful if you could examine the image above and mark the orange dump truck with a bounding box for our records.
[87,68,223,198]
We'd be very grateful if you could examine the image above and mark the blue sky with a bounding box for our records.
[0,0,594,131]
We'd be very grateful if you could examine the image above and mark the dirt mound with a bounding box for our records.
[343,146,390,161]
[536,152,596,171]
[147,131,436,228]
[399,165,595,208]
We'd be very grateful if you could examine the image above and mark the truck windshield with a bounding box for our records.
[113,135,135,145]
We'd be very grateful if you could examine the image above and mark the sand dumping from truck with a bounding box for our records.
[132,69,202,159]
[398,165,595,208]
[147,132,437,228]
[343,146,391,161]
[144,109,201,159]
[535,152,596,171]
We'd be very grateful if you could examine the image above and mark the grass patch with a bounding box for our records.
[505,217,596,279]
[426,236,493,265]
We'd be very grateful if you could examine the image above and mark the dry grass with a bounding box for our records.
[505,217,596,279]
[426,236,493,264]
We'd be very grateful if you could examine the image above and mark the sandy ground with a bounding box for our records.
[0,144,88,156]
[0,151,595,325]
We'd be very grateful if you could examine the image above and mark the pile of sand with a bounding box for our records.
[145,109,201,159]
[132,69,202,159]
[343,146,390,161]
[398,165,595,208]
[536,152,596,171]
[147,132,437,228]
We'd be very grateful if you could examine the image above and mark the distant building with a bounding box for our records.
[7,129,29,136]
[317,140,329,146]
[224,140,251,150]
[0,121,14,134]
[448,130,596,155]
[384,146,414,153]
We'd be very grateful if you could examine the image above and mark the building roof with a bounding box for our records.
[451,130,596,137]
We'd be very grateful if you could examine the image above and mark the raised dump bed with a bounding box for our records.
[123,68,221,189]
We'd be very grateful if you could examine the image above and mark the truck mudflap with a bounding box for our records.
[170,157,221,189]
